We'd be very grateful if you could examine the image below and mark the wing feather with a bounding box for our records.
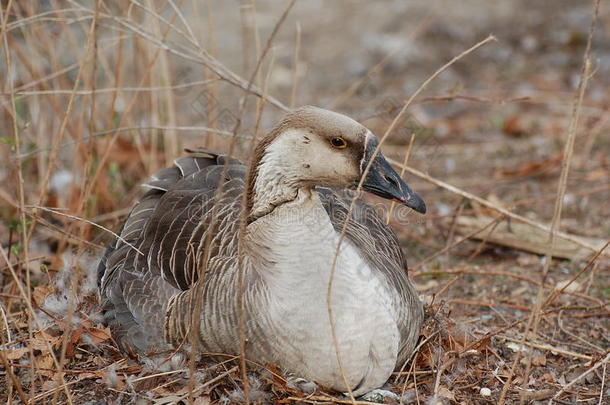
[98,152,245,354]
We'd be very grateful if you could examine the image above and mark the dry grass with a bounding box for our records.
[1,1,609,404]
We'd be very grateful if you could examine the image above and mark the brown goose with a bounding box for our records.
[98,106,426,396]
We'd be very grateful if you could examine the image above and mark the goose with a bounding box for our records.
[97,106,426,396]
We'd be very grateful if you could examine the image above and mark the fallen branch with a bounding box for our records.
[388,158,609,260]
[454,215,607,261]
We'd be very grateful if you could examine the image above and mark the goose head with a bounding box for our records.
[247,106,426,221]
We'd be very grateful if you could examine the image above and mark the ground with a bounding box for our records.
[0,1,609,404]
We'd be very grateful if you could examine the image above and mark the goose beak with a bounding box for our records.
[360,136,426,214]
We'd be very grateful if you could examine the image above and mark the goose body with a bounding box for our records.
[98,106,425,395]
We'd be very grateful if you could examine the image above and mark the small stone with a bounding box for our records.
[360,389,399,403]
[480,387,492,396]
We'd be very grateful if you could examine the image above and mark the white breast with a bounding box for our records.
[248,191,400,394]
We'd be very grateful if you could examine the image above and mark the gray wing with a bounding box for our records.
[97,150,245,355]
[317,187,423,364]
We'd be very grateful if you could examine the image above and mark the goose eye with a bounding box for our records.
[330,137,347,149]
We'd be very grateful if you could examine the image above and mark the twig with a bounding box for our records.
[26,205,143,256]
[16,125,249,160]
[129,0,199,48]
[498,335,593,361]
[130,369,187,383]
[499,1,601,402]
[0,246,73,404]
[4,7,84,32]
[415,267,603,305]
[284,395,382,405]
[387,159,607,258]
[599,361,607,405]
[290,22,301,108]
[176,366,239,401]
[432,276,460,304]
[0,351,30,404]
[68,0,289,111]
[549,352,610,404]
[4,79,217,96]
[412,214,505,270]
[543,239,610,309]
[1,0,48,401]
[557,310,605,352]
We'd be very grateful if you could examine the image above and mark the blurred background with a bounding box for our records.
[1,1,609,403]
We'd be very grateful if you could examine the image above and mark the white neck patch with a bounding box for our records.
[250,129,309,220]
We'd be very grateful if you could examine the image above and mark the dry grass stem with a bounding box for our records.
[499,1,601,402]
[388,159,608,258]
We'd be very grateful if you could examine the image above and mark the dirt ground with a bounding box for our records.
[1,1,609,404]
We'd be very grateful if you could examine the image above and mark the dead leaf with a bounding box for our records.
[473,335,492,353]
[472,193,505,218]
[30,331,61,351]
[5,347,29,360]
[532,354,547,367]
[41,379,60,392]
[33,285,53,308]
[193,396,211,405]
[502,115,527,137]
[494,153,562,179]
[79,318,94,329]
[64,327,111,358]
[85,327,111,344]
[76,372,99,380]
[35,353,54,377]
[437,386,456,401]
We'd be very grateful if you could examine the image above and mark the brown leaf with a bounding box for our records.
[5,347,29,360]
[193,396,211,405]
[494,153,562,179]
[437,386,456,401]
[85,327,111,344]
[79,318,94,329]
[473,335,492,353]
[66,328,86,358]
[32,285,53,308]
[41,380,59,392]
[532,354,547,367]
[30,331,61,351]
[472,193,505,218]
[35,353,54,377]
[502,115,527,137]
[263,363,291,392]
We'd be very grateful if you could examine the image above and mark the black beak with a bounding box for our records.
[360,136,426,214]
